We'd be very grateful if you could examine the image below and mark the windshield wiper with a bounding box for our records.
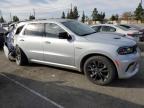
[81,32,97,36]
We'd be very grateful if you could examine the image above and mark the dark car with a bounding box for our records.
[0,27,7,48]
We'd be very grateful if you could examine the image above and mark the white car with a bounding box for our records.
[3,19,141,85]
[91,24,143,42]
[0,23,9,31]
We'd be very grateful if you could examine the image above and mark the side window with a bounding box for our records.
[92,26,101,32]
[101,26,116,32]
[45,23,65,38]
[15,26,24,35]
[24,23,44,36]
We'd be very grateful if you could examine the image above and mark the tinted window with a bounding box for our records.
[115,25,129,31]
[45,23,65,38]
[62,21,96,36]
[92,26,101,32]
[120,25,131,29]
[24,23,44,36]
[101,26,116,32]
[15,26,24,35]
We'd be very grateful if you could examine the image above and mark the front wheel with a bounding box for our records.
[16,47,28,66]
[83,56,116,85]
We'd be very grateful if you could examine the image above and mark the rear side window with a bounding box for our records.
[24,23,44,36]
[45,23,65,38]
[15,26,24,35]
[92,26,101,32]
[101,26,116,32]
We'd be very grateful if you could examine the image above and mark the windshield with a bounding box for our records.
[116,25,129,31]
[62,21,96,36]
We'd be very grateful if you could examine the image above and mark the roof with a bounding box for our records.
[92,24,117,27]
[19,19,75,24]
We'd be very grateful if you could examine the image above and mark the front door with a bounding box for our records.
[43,23,75,66]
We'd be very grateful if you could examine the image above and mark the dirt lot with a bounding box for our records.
[0,49,144,108]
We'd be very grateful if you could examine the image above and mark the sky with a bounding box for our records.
[0,0,142,21]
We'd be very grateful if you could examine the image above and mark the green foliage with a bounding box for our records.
[73,6,79,19]
[134,3,144,21]
[29,15,35,20]
[67,11,70,19]
[92,8,98,21]
[69,8,74,19]
[91,8,105,22]
[97,12,105,23]
[61,11,65,19]
[66,6,79,19]
[0,16,5,23]
[110,14,119,21]
[13,16,19,22]
[81,11,85,23]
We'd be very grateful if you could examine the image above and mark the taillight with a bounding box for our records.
[127,33,133,36]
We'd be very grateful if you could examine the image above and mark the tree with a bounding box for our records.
[110,14,119,21]
[134,3,144,22]
[61,11,65,19]
[69,8,74,19]
[13,16,19,22]
[122,12,132,21]
[92,8,98,21]
[73,6,79,19]
[0,16,5,23]
[29,15,35,20]
[115,14,119,21]
[81,11,85,23]
[67,11,70,19]
[97,12,105,23]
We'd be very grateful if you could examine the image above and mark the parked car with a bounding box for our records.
[4,19,141,85]
[119,24,144,41]
[0,23,9,31]
[0,27,7,48]
[91,24,143,42]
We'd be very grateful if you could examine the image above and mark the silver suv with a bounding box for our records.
[12,19,140,85]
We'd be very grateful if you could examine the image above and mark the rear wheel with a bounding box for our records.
[83,56,116,85]
[16,47,28,66]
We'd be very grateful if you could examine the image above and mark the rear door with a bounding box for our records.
[19,23,44,61]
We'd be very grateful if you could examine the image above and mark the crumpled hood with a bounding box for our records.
[84,33,136,46]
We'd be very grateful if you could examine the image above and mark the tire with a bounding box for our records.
[16,46,28,66]
[83,56,116,85]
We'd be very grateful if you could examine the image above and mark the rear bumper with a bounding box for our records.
[116,51,141,79]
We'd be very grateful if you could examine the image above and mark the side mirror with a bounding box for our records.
[59,32,72,40]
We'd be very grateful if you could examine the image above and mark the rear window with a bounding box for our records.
[24,23,44,36]
[15,26,24,35]
[92,26,101,32]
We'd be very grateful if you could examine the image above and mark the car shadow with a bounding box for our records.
[109,75,144,88]
[22,55,144,89]
[0,73,143,108]
[28,63,84,75]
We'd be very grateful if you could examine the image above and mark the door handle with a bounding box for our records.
[45,41,51,44]
[20,39,24,41]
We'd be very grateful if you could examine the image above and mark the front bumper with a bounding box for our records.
[116,50,141,79]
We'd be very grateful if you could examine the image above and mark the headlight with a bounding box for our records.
[117,46,137,55]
